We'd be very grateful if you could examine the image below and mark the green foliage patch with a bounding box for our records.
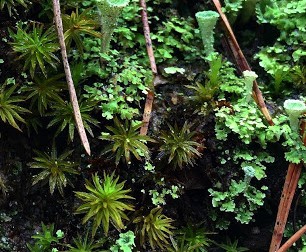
[159,122,201,169]
[66,231,107,252]
[4,0,306,250]
[27,222,64,252]
[0,0,28,16]
[62,8,102,56]
[133,207,174,249]
[22,73,66,116]
[0,81,30,131]
[9,23,59,78]
[109,231,136,252]
[100,118,155,165]
[47,97,99,141]
[29,145,79,196]
[75,172,134,237]
[209,179,268,225]
[173,221,215,252]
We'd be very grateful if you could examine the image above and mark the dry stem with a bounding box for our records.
[269,121,306,251]
[139,0,157,135]
[52,0,91,155]
[277,225,306,252]
[212,0,274,126]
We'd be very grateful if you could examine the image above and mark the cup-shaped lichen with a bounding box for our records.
[243,70,258,103]
[240,0,259,24]
[243,166,255,187]
[195,11,219,57]
[284,99,306,132]
[95,0,130,53]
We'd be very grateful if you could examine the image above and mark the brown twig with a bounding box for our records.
[211,0,274,126]
[269,163,302,252]
[139,0,157,136]
[269,121,306,251]
[52,0,91,155]
[277,224,306,252]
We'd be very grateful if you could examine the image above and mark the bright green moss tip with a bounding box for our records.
[195,11,219,57]
[284,99,306,132]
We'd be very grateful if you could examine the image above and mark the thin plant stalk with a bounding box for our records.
[277,224,306,252]
[211,0,274,126]
[139,0,157,136]
[52,0,91,155]
[269,163,302,252]
[269,121,306,252]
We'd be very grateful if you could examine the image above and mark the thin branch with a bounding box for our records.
[139,0,157,136]
[52,0,91,155]
[211,0,274,126]
[269,121,306,252]
[277,225,306,252]
[269,163,302,252]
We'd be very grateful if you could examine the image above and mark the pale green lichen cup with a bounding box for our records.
[243,70,258,103]
[243,166,255,184]
[284,99,306,132]
[195,11,220,57]
[95,0,130,53]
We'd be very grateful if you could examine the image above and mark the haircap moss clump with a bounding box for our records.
[74,172,135,237]
[95,0,130,53]
[284,99,306,132]
[195,11,219,57]
[243,70,258,102]
[133,207,174,249]
[0,0,27,16]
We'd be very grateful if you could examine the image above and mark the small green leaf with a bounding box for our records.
[164,67,185,75]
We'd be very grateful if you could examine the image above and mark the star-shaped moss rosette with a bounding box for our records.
[74,172,134,237]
